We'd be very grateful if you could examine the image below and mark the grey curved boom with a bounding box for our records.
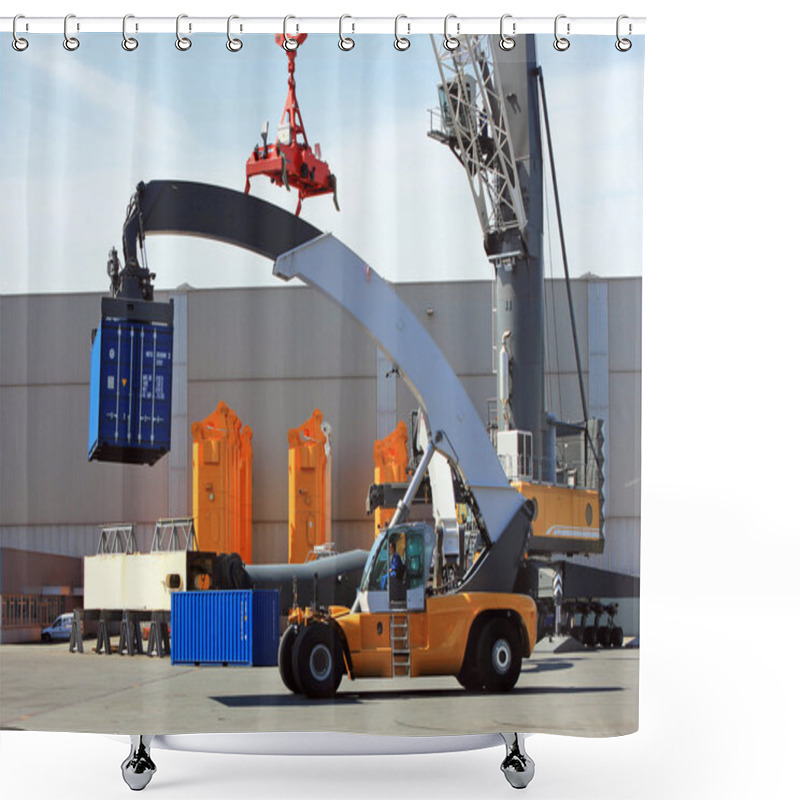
[274,234,527,555]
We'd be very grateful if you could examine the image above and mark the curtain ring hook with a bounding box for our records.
[63,13,80,51]
[283,16,299,51]
[339,14,355,51]
[499,14,516,51]
[227,15,243,51]
[176,14,192,50]
[615,15,632,51]
[339,14,356,51]
[122,15,139,51]
[554,14,570,51]
[394,15,410,51]
[443,14,460,51]
[12,15,29,51]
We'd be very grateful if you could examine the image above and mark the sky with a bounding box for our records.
[0,32,644,294]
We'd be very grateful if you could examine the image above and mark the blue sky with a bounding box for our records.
[1,33,644,294]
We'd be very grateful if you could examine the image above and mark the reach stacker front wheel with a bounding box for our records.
[292,623,344,699]
[278,625,301,694]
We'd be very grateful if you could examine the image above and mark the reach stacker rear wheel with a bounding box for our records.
[476,618,522,692]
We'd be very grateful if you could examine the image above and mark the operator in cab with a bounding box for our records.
[381,537,404,589]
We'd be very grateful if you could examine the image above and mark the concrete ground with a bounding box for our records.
[0,638,638,737]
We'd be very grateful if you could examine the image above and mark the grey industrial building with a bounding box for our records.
[0,275,640,642]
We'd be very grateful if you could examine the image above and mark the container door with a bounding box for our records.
[98,320,137,445]
[136,324,173,448]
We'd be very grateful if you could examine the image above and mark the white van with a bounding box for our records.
[41,613,74,643]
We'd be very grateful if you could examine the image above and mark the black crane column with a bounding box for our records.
[491,36,547,479]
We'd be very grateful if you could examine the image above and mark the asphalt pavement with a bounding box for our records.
[0,638,638,737]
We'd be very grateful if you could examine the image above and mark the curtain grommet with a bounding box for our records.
[12,15,29,51]
[615,15,632,51]
[226,15,243,52]
[283,16,299,51]
[499,14,516,51]
[394,15,410,51]
[339,15,355,51]
[554,15,570,51]
[63,14,80,51]
[176,14,192,51]
[122,15,139,51]
[443,14,460,51]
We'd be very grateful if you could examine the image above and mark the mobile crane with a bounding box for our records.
[427,34,606,563]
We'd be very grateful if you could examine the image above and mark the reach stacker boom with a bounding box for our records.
[273,234,538,698]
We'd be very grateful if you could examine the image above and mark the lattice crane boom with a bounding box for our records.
[429,35,527,257]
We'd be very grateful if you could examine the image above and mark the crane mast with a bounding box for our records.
[429,35,549,479]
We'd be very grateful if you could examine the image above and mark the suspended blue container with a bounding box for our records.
[88,304,173,466]
[171,590,280,667]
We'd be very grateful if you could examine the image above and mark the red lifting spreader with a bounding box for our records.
[245,34,339,216]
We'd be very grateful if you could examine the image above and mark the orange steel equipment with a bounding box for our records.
[372,421,409,538]
[287,409,330,564]
[244,34,339,216]
[192,402,253,564]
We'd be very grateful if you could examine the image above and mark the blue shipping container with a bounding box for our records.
[88,317,173,465]
[171,590,280,667]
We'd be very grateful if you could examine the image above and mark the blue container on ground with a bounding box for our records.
[171,590,280,667]
[88,314,173,465]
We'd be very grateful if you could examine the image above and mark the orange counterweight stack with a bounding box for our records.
[287,409,330,564]
[192,402,253,564]
[372,421,409,538]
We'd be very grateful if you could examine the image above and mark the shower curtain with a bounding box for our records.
[0,21,643,746]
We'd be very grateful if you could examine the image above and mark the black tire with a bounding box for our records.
[228,553,252,590]
[597,627,611,648]
[456,662,483,692]
[475,618,522,692]
[456,629,482,691]
[582,627,597,647]
[279,626,301,694]
[212,554,231,589]
[292,623,344,699]
[611,626,624,648]
[41,633,51,643]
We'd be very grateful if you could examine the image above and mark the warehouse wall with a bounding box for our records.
[0,276,641,577]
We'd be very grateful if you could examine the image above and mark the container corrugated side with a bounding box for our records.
[88,318,173,465]
[171,590,279,667]
[252,589,280,666]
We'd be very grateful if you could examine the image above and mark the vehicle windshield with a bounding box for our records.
[359,525,434,594]
[360,531,388,593]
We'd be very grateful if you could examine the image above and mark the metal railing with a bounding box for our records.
[1,594,67,628]
[151,518,198,552]
[97,524,139,554]
[496,451,597,491]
